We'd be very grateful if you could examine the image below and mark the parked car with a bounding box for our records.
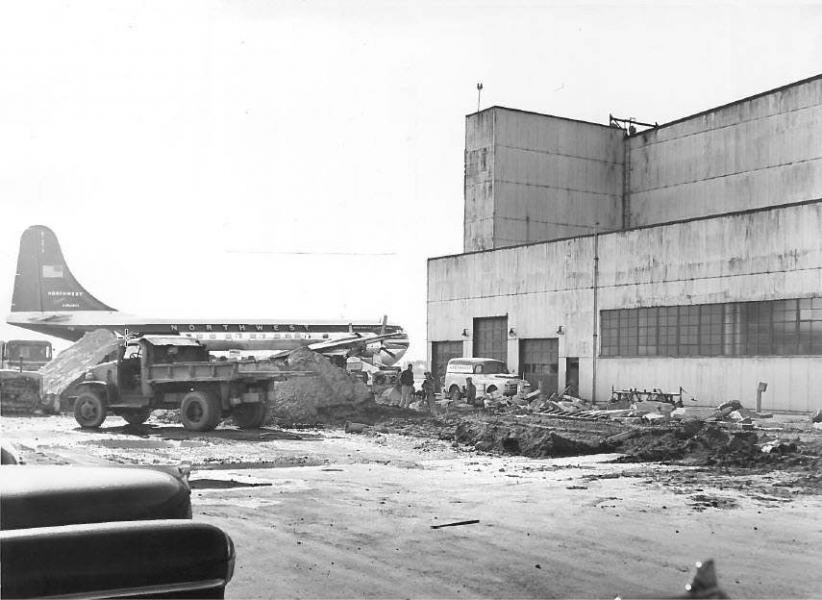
[442,357,525,401]
[0,464,235,599]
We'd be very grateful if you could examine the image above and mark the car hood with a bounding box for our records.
[0,466,191,530]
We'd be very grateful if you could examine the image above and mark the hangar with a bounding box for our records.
[427,74,822,412]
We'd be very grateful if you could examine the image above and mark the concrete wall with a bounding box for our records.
[627,76,822,226]
[429,201,822,412]
[463,108,624,252]
[464,110,496,252]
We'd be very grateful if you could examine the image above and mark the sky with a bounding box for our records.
[1,0,821,360]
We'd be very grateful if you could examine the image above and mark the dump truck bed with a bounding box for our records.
[147,361,308,384]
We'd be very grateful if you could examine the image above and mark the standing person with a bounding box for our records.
[400,364,415,408]
[422,371,436,412]
[465,377,477,406]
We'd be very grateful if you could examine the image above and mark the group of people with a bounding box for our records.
[398,364,437,412]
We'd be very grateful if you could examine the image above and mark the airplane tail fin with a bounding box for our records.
[11,225,116,313]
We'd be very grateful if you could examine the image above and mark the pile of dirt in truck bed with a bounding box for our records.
[266,348,373,425]
[41,329,119,397]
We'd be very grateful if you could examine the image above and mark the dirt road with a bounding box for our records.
[3,415,821,598]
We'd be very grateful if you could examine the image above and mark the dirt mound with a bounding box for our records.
[616,423,762,466]
[266,348,373,425]
[41,329,119,397]
[454,420,605,457]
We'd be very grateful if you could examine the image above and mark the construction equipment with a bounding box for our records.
[0,340,53,415]
[71,335,309,431]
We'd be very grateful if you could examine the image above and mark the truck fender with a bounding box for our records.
[75,381,109,403]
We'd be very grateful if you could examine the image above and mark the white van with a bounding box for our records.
[442,358,523,401]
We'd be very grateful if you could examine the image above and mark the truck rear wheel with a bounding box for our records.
[121,407,152,426]
[233,403,268,429]
[181,391,220,432]
[74,392,107,428]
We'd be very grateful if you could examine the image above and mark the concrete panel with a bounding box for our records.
[596,357,822,413]
[494,109,623,160]
[463,107,624,250]
[464,109,496,252]
[497,145,622,194]
[627,77,822,226]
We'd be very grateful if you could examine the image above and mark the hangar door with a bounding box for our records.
[519,338,559,395]
[431,341,463,390]
[473,316,508,364]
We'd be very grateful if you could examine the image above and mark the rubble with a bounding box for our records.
[40,329,119,399]
[760,441,798,454]
[630,401,674,416]
[453,420,607,457]
[266,348,374,425]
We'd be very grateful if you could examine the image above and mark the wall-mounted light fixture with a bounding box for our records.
[556,325,564,335]
[462,328,470,337]
[508,327,517,337]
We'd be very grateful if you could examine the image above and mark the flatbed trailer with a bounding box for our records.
[73,335,310,431]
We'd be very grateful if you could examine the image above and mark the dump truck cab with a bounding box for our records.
[1,340,52,371]
[0,340,52,415]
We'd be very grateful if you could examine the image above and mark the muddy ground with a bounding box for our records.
[3,411,822,599]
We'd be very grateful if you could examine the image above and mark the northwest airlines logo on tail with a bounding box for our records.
[12,225,115,314]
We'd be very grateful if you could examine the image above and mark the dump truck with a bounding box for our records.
[72,335,305,431]
[0,340,53,415]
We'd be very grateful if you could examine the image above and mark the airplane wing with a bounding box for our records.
[305,332,405,354]
[252,332,405,365]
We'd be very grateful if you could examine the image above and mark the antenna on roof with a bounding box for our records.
[476,82,483,113]
[608,114,659,134]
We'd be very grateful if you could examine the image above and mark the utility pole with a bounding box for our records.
[592,222,600,404]
[476,82,483,113]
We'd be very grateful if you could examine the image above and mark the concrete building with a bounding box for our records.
[429,74,822,412]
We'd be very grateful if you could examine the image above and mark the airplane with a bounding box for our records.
[6,225,409,366]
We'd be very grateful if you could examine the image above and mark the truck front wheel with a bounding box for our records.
[181,391,220,432]
[74,392,107,428]
[233,403,268,429]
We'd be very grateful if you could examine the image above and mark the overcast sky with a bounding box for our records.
[1,0,821,359]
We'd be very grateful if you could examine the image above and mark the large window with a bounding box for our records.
[600,297,822,357]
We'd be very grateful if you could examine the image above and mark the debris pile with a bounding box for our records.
[40,329,119,400]
[441,412,820,469]
[266,348,373,425]
[453,420,608,457]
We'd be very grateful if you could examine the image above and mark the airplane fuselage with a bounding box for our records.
[7,311,408,364]
[6,226,410,366]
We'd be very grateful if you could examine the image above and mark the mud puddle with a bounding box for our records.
[189,471,274,489]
